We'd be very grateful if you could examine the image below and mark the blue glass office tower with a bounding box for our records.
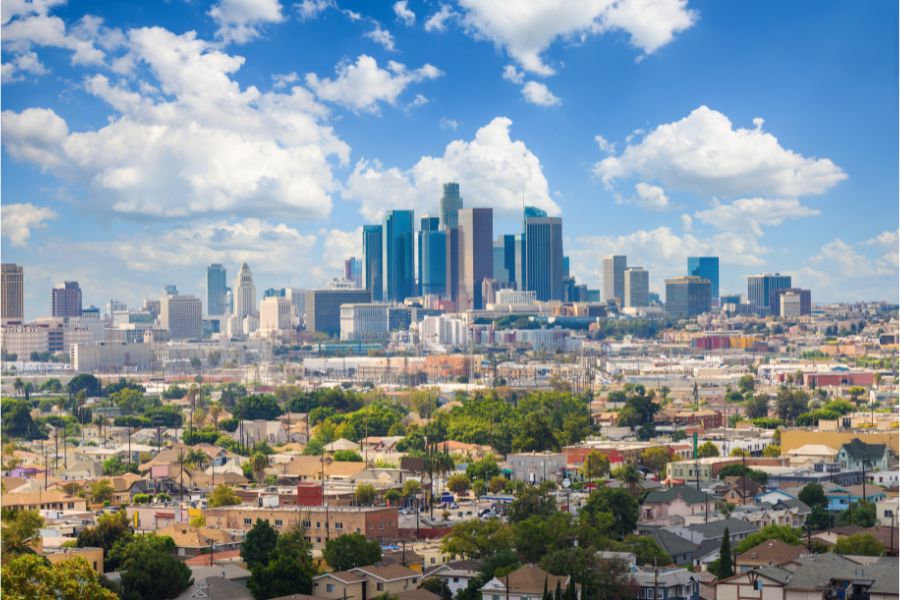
[363,225,384,301]
[384,210,415,302]
[747,273,792,315]
[687,257,719,300]
[418,217,446,297]
[206,264,227,315]
[525,214,564,301]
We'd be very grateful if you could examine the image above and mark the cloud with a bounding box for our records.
[633,182,670,210]
[209,0,284,44]
[343,116,560,221]
[321,227,363,269]
[457,0,697,75]
[694,198,820,236]
[521,81,561,106]
[364,22,396,50]
[271,71,299,88]
[595,106,847,198]
[425,4,457,32]
[1,50,48,82]
[594,133,615,154]
[439,116,459,131]
[502,64,524,84]
[811,238,897,279]
[2,26,349,221]
[295,0,333,21]
[393,1,416,26]
[865,229,899,248]
[1,202,57,246]
[306,55,441,113]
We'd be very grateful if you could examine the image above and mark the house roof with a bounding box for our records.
[736,540,806,566]
[396,589,441,600]
[354,563,420,581]
[651,529,699,559]
[643,485,712,505]
[685,517,758,540]
[483,564,570,595]
[316,571,366,584]
[840,438,889,463]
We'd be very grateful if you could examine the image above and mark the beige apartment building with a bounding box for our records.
[205,505,398,550]
[312,564,420,600]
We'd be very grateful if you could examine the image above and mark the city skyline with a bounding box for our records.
[1,0,898,317]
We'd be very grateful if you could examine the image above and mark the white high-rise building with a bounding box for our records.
[234,263,256,319]
[260,297,291,333]
[624,267,649,308]
[160,294,202,340]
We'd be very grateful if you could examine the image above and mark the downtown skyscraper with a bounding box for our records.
[458,208,494,309]
[1,264,24,322]
[418,216,446,297]
[51,281,82,317]
[603,255,626,305]
[207,263,227,316]
[748,273,792,315]
[363,225,384,301]
[524,211,564,302]
[233,262,257,319]
[384,210,415,302]
[439,182,463,230]
[687,257,719,300]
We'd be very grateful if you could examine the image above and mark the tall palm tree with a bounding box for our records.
[208,402,222,433]
[618,464,642,498]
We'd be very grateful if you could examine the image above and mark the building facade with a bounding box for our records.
[665,276,712,318]
[602,255,626,304]
[1,263,24,322]
[363,225,384,302]
[439,182,463,230]
[233,263,257,319]
[687,256,719,300]
[525,216,564,302]
[419,217,447,297]
[260,296,292,333]
[340,303,390,341]
[458,208,494,309]
[52,281,82,318]
[206,264,227,316]
[747,273,791,315]
[624,267,650,308]
[305,289,372,337]
[384,210,415,302]
[160,294,202,340]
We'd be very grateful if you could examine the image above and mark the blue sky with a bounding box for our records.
[2,0,897,318]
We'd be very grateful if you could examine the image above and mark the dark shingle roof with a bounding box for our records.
[685,517,758,540]
[651,529,699,558]
[643,485,712,505]
[840,438,888,462]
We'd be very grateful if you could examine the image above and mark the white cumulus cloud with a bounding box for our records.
[425,4,457,32]
[364,22,396,51]
[209,0,284,44]
[694,198,820,236]
[306,55,441,113]
[521,81,561,106]
[1,202,57,246]
[393,1,416,26]
[343,116,559,221]
[633,182,670,211]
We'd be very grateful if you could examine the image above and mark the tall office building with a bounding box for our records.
[207,263,227,316]
[687,257,719,300]
[772,288,812,317]
[384,210,415,302]
[665,276,712,318]
[602,255,627,304]
[260,296,292,332]
[624,267,650,308]
[52,281,82,317]
[305,288,372,337]
[439,182,463,230]
[417,216,440,295]
[160,294,202,339]
[234,262,257,319]
[747,273,792,315]
[363,225,384,301]
[1,264,24,322]
[524,215,564,301]
[492,236,514,285]
[419,217,447,297]
[445,227,460,304]
[458,208,494,309]
[343,257,363,288]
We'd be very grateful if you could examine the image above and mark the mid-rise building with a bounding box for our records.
[206,263,227,316]
[340,303,390,341]
[687,257,719,300]
[73,342,154,372]
[363,225,384,301]
[52,281,82,318]
[602,255,626,304]
[665,276,711,318]
[233,262,257,319]
[1,264,24,323]
[419,218,447,297]
[747,273,791,315]
[624,267,650,308]
[344,257,363,288]
[458,208,493,309]
[305,289,372,337]
[439,182,463,230]
[419,314,468,348]
[493,289,537,306]
[524,215,564,301]
[773,288,812,318]
[260,296,292,333]
[384,210,415,302]
[160,294,202,340]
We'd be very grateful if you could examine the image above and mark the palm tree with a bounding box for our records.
[1,508,43,557]
[617,464,642,498]
[13,377,24,397]
[208,403,222,433]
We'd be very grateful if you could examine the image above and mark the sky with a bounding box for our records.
[2,0,898,319]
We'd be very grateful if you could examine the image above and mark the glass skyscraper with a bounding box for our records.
[363,225,384,301]
[206,263,227,316]
[384,210,415,302]
[439,182,463,230]
[418,216,446,297]
[687,256,719,300]
[747,273,792,315]
[524,214,564,301]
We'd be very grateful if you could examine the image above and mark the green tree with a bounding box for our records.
[512,414,559,452]
[235,394,284,420]
[332,449,363,462]
[744,395,770,419]
[716,528,734,578]
[76,511,132,571]
[735,525,802,553]
[775,387,809,423]
[447,473,472,495]
[611,464,643,498]
[67,374,102,397]
[421,577,453,600]
[1,508,44,557]
[354,483,377,506]
[441,518,514,558]
[738,375,755,394]
[466,457,500,481]
[833,533,884,557]
[249,451,270,482]
[402,479,422,499]
[513,512,576,563]
[248,526,316,600]
[580,486,638,539]
[838,501,877,528]
[115,534,193,600]
[87,479,114,505]
[241,519,278,569]
[1,554,119,600]
[798,483,827,508]
[641,447,671,475]
[763,445,781,458]
[488,475,507,493]
[323,533,382,570]
[619,534,672,566]
[540,549,635,600]
[697,441,720,458]
[507,485,557,524]
[581,450,610,481]
[208,484,242,508]
[1,398,44,440]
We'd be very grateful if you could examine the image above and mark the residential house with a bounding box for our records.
[632,566,699,600]
[312,564,420,600]
[735,540,807,573]
[837,439,894,472]
[480,564,580,600]
[640,486,714,525]
[424,559,483,596]
[1,490,87,512]
[504,452,567,484]
[723,477,764,505]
